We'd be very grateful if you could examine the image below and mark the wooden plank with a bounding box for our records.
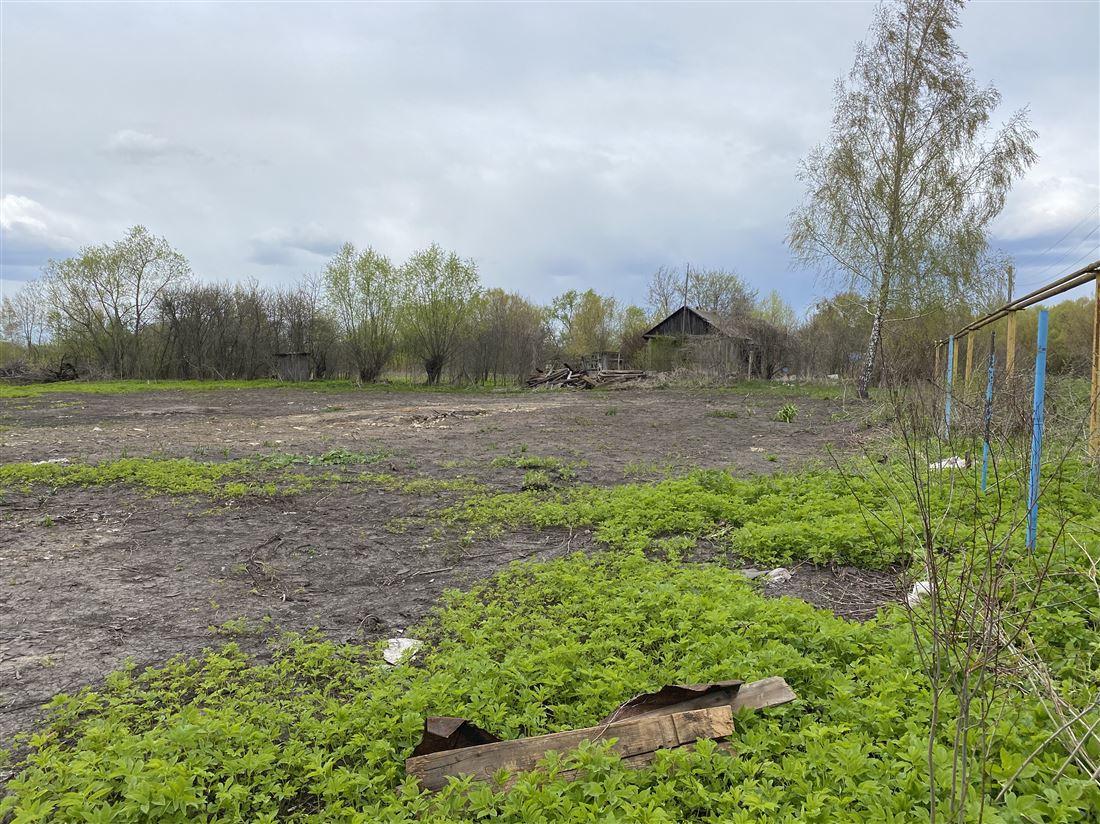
[499,740,736,791]
[407,705,733,791]
[607,677,795,723]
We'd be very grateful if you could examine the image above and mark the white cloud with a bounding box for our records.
[0,194,80,250]
[104,129,201,163]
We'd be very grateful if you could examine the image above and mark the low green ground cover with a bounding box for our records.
[0,377,846,401]
[445,458,1100,570]
[0,451,488,500]
[2,553,1095,823]
[0,378,520,400]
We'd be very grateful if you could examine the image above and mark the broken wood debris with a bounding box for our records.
[406,676,796,791]
[526,367,646,390]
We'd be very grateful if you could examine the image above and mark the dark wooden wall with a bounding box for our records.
[644,307,714,338]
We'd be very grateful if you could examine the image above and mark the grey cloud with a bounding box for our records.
[2,1,1097,312]
[104,130,202,163]
[249,225,344,266]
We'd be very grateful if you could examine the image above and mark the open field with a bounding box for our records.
[0,383,876,744]
[3,380,1098,822]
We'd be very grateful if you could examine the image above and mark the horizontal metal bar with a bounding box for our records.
[937,260,1100,344]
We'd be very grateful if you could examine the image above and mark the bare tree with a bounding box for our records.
[4,280,49,356]
[646,265,685,317]
[691,267,757,319]
[788,0,1037,398]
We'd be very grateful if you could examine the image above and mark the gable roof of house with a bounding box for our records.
[641,305,753,341]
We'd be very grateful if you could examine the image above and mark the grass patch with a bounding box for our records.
[0,378,522,400]
[445,459,1100,570]
[3,552,1095,822]
[490,451,579,483]
[0,451,482,500]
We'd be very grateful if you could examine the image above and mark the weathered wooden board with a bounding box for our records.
[600,676,796,723]
[406,705,733,791]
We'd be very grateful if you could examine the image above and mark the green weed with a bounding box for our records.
[2,553,1094,822]
[776,403,798,423]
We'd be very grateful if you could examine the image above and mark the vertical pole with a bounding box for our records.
[945,335,955,438]
[952,335,960,388]
[1090,277,1100,457]
[981,331,996,493]
[1026,310,1049,551]
[934,343,942,382]
[965,333,975,389]
[1006,312,1017,379]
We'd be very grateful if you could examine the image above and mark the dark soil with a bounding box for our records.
[1,386,898,745]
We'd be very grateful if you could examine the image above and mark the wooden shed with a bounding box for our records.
[641,306,779,378]
[274,352,312,382]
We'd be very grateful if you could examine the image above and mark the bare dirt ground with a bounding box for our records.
[1,385,896,745]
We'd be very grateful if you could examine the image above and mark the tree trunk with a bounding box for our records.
[424,356,444,385]
[857,282,889,399]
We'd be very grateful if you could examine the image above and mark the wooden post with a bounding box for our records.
[1090,277,1100,457]
[965,333,975,389]
[934,343,942,382]
[1006,312,1017,379]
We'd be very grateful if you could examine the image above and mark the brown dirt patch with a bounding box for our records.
[0,385,891,744]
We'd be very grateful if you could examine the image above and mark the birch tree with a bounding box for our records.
[788,0,1036,398]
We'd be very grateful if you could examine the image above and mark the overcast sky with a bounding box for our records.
[2,0,1098,316]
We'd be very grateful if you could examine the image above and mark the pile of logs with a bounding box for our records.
[526,367,646,389]
[0,361,78,385]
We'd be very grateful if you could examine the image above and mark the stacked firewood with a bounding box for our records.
[526,367,646,389]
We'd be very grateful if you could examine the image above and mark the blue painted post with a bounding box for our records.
[981,332,996,492]
[1026,310,1049,551]
[945,335,955,438]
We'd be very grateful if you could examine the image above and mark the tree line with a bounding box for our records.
[1,222,1092,386]
[0,226,790,384]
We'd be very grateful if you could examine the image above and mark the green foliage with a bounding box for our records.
[776,403,798,423]
[4,553,1096,822]
[323,243,401,382]
[0,457,261,498]
[0,452,472,500]
[0,378,522,400]
[491,453,578,482]
[446,458,1100,572]
[446,467,909,568]
[706,409,739,419]
[521,469,554,491]
[259,449,386,469]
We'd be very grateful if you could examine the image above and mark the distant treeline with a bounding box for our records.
[1,226,1094,385]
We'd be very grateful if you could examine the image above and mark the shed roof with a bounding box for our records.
[641,306,753,341]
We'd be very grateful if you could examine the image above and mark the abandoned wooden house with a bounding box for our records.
[273,352,312,381]
[641,306,782,378]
